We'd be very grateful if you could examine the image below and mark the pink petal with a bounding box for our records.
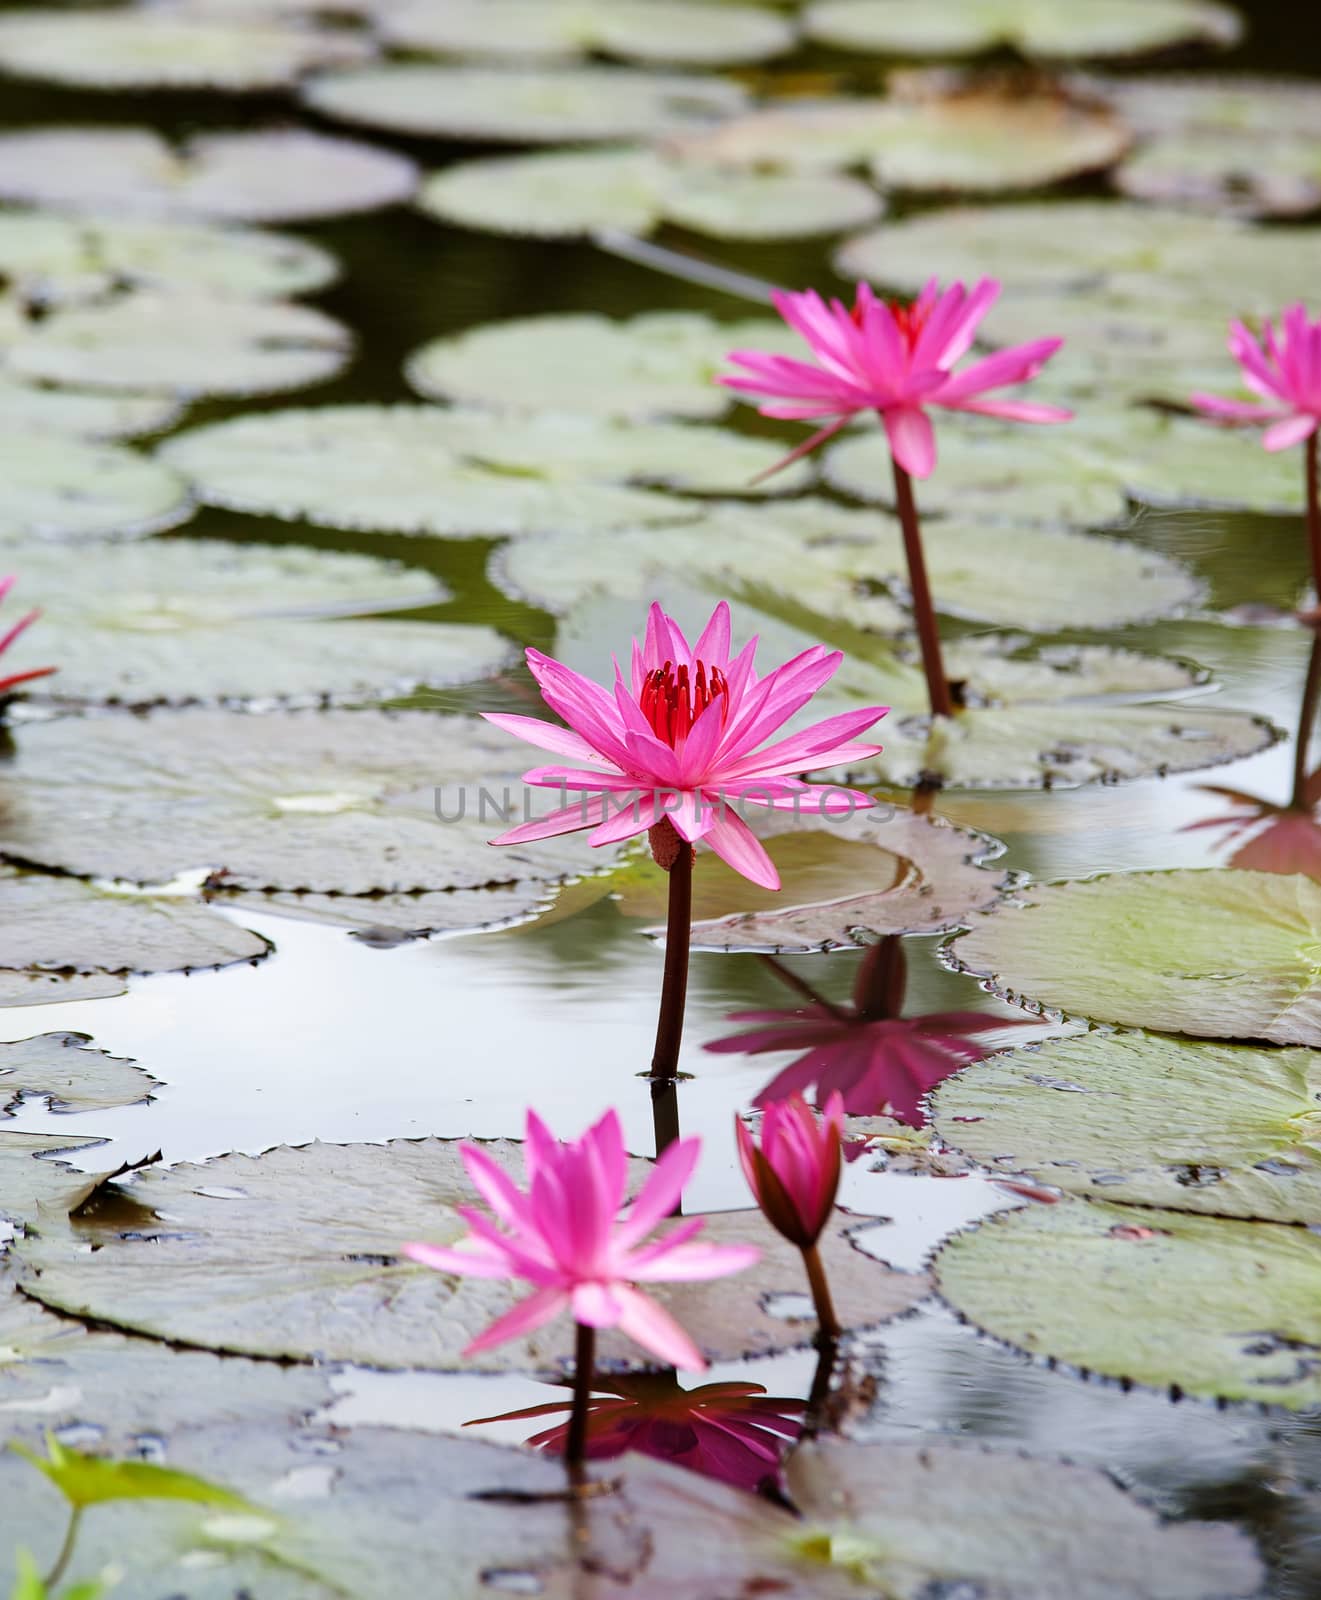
[490,795,609,846]
[464,1285,569,1355]
[615,1136,702,1250]
[933,338,1061,405]
[480,712,604,764]
[702,809,780,889]
[1263,413,1319,451]
[402,1240,512,1279]
[945,397,1072,424]
[1190,392,1284,422]
[611,1285,707,1370]
[572,1282,625,1327]
[883,405,937,478]
[629,1240,760,1283]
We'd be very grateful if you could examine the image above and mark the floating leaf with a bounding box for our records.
[0,10,371,91]
[419,145,882,240]
[0,709,599,894]
[10,1138,928,1369]
[0,373,180,441]
[0,866,270,983]
[7,293,352,398]
[407,311,803,419]
[1082,70,1321,138]
[0,434,192,544]
[949,869,1321,1044]
[246,880,563,941]
[379,0,796,65]
[0,974,126,1010]
[933,1029,1321,1224]
[303,63,748,143]
[1117,129,1321,218]
[804,0,1243,60]
[935,1196,1321,1408]
[0,127,417,224]
[0,1134,113,1234]
[0,1034,160,1119]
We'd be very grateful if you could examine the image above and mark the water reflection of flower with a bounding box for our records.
[1185,779,1321,878]
[0,576,55,699]
[467,1372,805,1495]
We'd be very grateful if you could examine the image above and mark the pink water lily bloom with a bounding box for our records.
[736,1092,845,1251]
[718,278,1070,480]
[404,1108,758,1372]
[0,577,55,697]
[482,600,887,890]
[1192,305,1321,451]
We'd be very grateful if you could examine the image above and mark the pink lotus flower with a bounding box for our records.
[482,600,887,890]
[1184,780,1321,878]
[736,1092,845,1252]
[717,278,1070,479]
[404,1108,757,1372]
[1192,305,1321,451]
[0,577,54,697]
[467,1373,805,1494]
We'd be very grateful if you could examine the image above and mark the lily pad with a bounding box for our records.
[0,972,127,1009]
[302,63,748,143]
[0,10,371,91]
[419,145,882,241]
[0,709,599,893]
[245,880,563,941]
[1116,129,1321,217]
[932,1029,1321,1224]
[804,0,1243,60]
[0,1134,114,1234]
[380,0,796,65]
[935,1196,1321,1408]
[1083,71,1321,138]
[7,292,352,398]
[0,369,180,440]
[0,1033,160,1119]
[0,211,337,302]
[406,311,800,419]
[9,1138,929,1369]
[0,865,271,978]
[949,869,1321,1044]
[0,433,192,544]
[0,126,418,224]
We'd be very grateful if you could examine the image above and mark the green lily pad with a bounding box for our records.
[0,434,192,544]
[1117,128,1321,217]
[949,869,1321,1044]
[380,0,796,65]
[0,211,337,302]
[0,1134,114,1235]
[9,1137,929,1369]
[0,1033,160,1119]
[244,880,564,941]
[0,538,515,706]
[0,10,371,91]
[1083,71,1321,138]
[302,63,748,143]
[933,1029,1321,1223]
[0,370,180,440]
[804,0,1243,60]
[407,311,801,419]
[7,292,352,398]
[935,1196,1321,1408]
[0,709,599,894]
[0,865,271,978]
[0,126,417,224]
[419,145,883,241]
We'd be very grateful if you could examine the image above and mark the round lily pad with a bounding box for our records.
[380,0,796,65]
[949,869,1321,1045]
[935,1197,1321,1408]
[302,63,748,143]
[0,10,372,91]
[419,145,883,241]
[406,310,798,419]
[0,433,192,544]
[933,1029,1321,1224]
[1085,71,1321,139]
[8,291,352,398]
[804,0,1243,60]
[0,210,337,302]
[0,538,511,706]
[0,126,418,224]
[245,880,564,941]
[9,1138,930,1369]
[0,1032,161,1118]
[0,972,126,1009]
[0,709,599,893]
[0,1133,115,1233]
[1116,129,1321,218]
[0,375,180,441]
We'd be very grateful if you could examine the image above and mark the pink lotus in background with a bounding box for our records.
[404,1108,757,1371]
[0,577,54,697]
[1192,305,1321,451]
[736,1092,845,1252]
[482,601,887,890]
[1184,779,1321,878]
[718,278,1070,479]
[468,1373,805,1494]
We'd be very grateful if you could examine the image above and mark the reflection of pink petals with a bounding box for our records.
[0,576,55,697]
[1192,303,1321,450]
[1186,783,1321,880]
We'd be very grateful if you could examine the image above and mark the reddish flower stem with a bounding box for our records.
[565,1321,596,1471]
[891,459,954,720]
[649,828,694,1157]
[1293,628,1321,810]
[758,954,851,1022]
[1307,432,1321,609]
[801,1242,841,1341]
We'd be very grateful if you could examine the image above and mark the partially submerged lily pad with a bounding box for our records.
[379,0,796,65]
[302,63,748,143]
[0,10,371,91]
[0,1133,113,1233]
[0,972,126,1008]
[406,311,810,419]
[0,709,597,893]
[0,1033,161,1118]
[419,145,882,241]
[933,1029,1321,1223]
[949,869,1321,1044]
[0,126,418,223]
[0,433,192,544]
[804,0,1243,60]
[9,1138,929,1369]
[245,880,564,941]
[935,1196,1321,1408]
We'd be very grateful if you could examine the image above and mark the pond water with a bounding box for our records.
[3,0,1321,1595]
